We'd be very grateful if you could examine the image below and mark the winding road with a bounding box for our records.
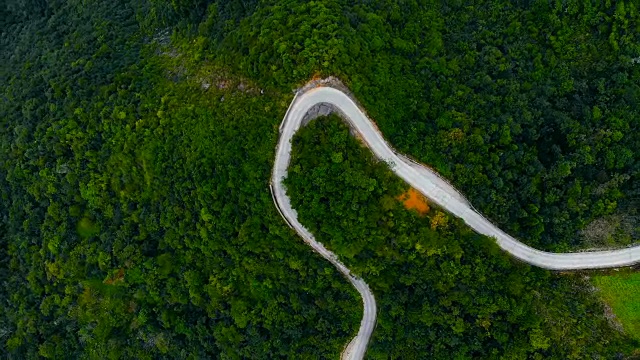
[269,84,640,360]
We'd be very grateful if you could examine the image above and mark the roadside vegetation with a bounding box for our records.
[1,0,639,358]
[205,0,640,252]
[285,115,639,358]
[594,271,640,342]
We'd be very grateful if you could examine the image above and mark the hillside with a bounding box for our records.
[1,0,639,358]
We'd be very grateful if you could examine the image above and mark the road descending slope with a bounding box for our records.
[270,85,640,359]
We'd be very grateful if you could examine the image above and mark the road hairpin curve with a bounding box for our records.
[270,80,640,359]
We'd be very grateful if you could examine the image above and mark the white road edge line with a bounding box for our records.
[270,84,640,360]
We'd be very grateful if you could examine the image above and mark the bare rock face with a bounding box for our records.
[297,77,353,124]
[301,102,339,126]
[297,76,354,97]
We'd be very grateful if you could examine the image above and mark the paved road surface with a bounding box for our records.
[270,85,640,360]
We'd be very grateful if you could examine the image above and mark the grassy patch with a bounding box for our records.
[593,272,640,341]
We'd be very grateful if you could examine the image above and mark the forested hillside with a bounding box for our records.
[1,1,359,358]
[1,0,640,358]
[285,115,638,358]
[203,0,640,251]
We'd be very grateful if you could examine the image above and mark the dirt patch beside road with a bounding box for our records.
[398,188,430,215]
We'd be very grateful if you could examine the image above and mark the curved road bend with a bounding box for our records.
[270,86,640,359]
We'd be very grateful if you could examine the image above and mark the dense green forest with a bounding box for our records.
[285,115,639,358]
[1,1,360,358]
[205,0,640,251]
[1,0,640,358]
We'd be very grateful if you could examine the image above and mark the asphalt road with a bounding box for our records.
[270,85,640,360]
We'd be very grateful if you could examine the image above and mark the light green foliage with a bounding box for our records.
[594,272,640,341]
[77,217,100,239]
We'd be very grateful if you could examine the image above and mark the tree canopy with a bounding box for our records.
[1,0,639,358]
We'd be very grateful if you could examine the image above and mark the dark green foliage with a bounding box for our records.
[285,115,639,358]
[1,1,359,358]
[2,0,640,358]
[203,0,640,250]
